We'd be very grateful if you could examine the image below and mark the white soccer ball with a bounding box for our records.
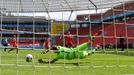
[25,54,33,62]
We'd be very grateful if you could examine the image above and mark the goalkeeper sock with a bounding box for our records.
[89,36,95,42]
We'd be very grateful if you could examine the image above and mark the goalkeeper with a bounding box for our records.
[38,36,95,63]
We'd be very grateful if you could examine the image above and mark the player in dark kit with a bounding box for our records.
[119,35,125,51]
[2,37,8,52]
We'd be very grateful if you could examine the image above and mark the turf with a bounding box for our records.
[0,49,134,75]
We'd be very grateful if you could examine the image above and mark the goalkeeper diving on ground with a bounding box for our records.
[38,36,95,63]
[38,30,102,63]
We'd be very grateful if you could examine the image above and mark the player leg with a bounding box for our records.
[3,43,8,52]
[16,48,19,54]
[73,36,95,58]
[121,43,124,51]
[69,41,75,48]
[8,48,14,53]
[8,43,18,54]
[74,36,95,51]
[8,48,18,54]
[65,41,70,47]
[14,43,18,54]
[4,48,7,52]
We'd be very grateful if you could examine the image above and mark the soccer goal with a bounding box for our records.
[0,0,134,75]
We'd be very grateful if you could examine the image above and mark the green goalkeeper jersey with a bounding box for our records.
[55,43,92,59]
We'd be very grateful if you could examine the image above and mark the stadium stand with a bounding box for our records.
[1,1,134,49]
[64,1,134,48]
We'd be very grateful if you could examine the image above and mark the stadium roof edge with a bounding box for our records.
[0,0,132,13]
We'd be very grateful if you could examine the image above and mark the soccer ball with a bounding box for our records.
[25,54,33,62]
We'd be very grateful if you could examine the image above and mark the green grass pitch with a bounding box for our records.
[0,49,134,75]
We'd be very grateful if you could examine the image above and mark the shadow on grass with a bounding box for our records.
[98,50,134,57]
[52,62,83,66]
